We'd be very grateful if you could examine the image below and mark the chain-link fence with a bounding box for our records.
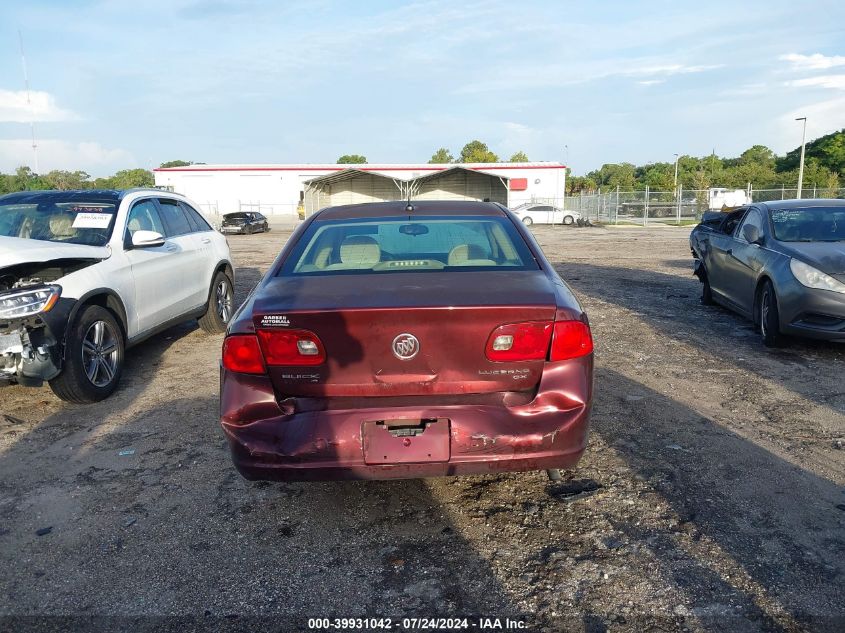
[750,187,845,202]
[547,186,845,226]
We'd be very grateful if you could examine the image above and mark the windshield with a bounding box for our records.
[770,206,845,242]
[281,215,538,275]
[0,197,118,246]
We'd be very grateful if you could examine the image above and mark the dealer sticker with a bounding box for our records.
[72,212,113,229]
[260,315,291,327]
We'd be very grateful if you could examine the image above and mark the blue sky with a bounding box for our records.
[1,0,844,176]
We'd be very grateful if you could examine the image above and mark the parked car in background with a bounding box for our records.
[511,203,581,226]
[690,199,845,346]
[220,200,594,482]
[221,212,269,234]
[0,189,234,402]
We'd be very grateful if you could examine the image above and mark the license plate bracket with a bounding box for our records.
[362,418,450,465]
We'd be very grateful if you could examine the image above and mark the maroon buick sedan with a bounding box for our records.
[220,200,593,481]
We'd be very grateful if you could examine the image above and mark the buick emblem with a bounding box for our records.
[392,333,419,360]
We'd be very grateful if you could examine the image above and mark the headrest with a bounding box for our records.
[448,243,488,265]
[340,235,380,265]
[50,214,77,238]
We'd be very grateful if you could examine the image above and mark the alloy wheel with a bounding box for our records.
[216,279,233,323]
[82,320,119,387]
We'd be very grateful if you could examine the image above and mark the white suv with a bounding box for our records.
[0,189,234,403]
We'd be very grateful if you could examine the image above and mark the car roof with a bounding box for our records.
[313,200,507,221]
[758,198,845,210]
[0,188,177,205]
[0,189,122,204]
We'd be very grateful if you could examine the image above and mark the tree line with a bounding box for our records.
[573,129,844,195]
[3,130,842,195]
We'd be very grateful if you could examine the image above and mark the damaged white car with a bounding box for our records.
[0,189,234,403]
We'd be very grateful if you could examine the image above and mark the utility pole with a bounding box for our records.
[795,117,807,199]
[18,30,39,173]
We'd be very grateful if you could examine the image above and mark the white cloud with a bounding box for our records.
[780,53,845,70]
[625,64,723,77]
[774,96,845,152]
[0,90,79,123]
[0,139,135,175]
[785,74,845,90]
[457,60,723,94]
[637,79,666,86]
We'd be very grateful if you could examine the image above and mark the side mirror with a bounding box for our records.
[742,224,762,245]
[131,230,166,248]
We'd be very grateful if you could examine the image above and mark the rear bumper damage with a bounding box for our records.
[220,356,593,481]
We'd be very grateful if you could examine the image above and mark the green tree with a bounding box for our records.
[428,148,454,164]
[739,145,776,168]
[587,163,636,190]
[44,170,91,190]
[777,128,845,174]
[822,171,840,197]
[459,140,498,163]
[107,168,154,189]
[9,166,49,192]
[337,154,367,164]
[159,160,193,168]
[509,151,529,162]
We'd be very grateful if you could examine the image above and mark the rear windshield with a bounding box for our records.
[281,215,537,275]
[770,206,845,242]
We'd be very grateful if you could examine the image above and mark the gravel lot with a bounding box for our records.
[1,224,843,632]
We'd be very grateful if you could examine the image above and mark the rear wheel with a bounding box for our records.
[522,216,534,226]
[49,305,124,403]
[759,280,782,347]
[563,215,575,225]
[199,271,234,333]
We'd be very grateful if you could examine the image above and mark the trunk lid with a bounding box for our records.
[252,271,557,398]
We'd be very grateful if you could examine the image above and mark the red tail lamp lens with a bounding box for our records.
[485,322,554,361]
[550,320,593,360]
[257,329,326,366]
[222,335,265,374]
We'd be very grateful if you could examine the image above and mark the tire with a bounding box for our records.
[522,216,534,226]
[700,265,715,305]
[198,271,235,334]
[563,215,575,225]
[758,280,783,347]
[49,305,124,403]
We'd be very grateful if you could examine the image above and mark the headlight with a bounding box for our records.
[789,259,845,294]
[0,285,62,319]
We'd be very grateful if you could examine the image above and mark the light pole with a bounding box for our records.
[673,153,679,195]
[795,117,807,199]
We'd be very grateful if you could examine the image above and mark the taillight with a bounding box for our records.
[257,329,326,366]
[550,320,593,360]
[222,335,266,374]
[485,322,553,361]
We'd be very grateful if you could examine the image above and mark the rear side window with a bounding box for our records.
[282,215,537,275]
[158,199,193,236]
[180,202,212,232]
